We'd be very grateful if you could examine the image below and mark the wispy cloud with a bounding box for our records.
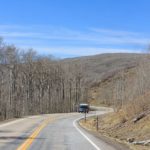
[20,45,141,58]
[0,24,149,57]
[90,28,140,37]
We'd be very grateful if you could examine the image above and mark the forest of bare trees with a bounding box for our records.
[0,38,88,121]
[1,36,150,121]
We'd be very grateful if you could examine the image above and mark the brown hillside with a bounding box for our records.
[62,53,146,86]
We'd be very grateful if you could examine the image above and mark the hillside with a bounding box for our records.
[70,53,150,150]
[62,53,149,105]
[62,53,145,86]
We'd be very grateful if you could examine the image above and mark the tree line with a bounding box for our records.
[0,38,88,120]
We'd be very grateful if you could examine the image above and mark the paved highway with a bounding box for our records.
[0,108,129,150]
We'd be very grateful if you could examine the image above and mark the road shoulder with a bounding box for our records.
[78,117,130,150]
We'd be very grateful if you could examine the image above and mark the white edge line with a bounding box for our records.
[0,115,44,128]
[0,118,25,128]
[73,118,102,150]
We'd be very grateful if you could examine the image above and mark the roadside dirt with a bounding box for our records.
[79,112,150,150]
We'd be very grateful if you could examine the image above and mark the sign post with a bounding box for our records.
[96,115,99,131]
[84,111,86,122]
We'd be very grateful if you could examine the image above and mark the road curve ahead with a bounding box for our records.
[0,109,129,150]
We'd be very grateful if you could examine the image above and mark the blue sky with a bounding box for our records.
[0,0,150,58]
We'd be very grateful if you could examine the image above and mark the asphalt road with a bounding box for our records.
[0,108,129,150]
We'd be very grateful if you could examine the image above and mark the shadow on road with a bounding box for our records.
[0,136,45,140]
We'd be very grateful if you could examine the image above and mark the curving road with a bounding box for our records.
[0,108,129,150]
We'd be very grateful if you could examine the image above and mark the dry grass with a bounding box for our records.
[80,112,150,150]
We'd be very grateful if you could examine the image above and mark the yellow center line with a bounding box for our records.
[17,118,53,150]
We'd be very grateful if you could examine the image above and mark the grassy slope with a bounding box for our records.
[80,113,150,150]
[63,53,150,150]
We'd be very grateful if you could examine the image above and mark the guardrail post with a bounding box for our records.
[96,115,99,131]
[84,111,86,122]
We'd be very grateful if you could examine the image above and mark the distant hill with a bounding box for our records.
[62,53,145,86]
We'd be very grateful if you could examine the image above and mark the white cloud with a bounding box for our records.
[0,24,149,57]
[0,25,148,40]
[90,28,140,36]
[23,46,141,58]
